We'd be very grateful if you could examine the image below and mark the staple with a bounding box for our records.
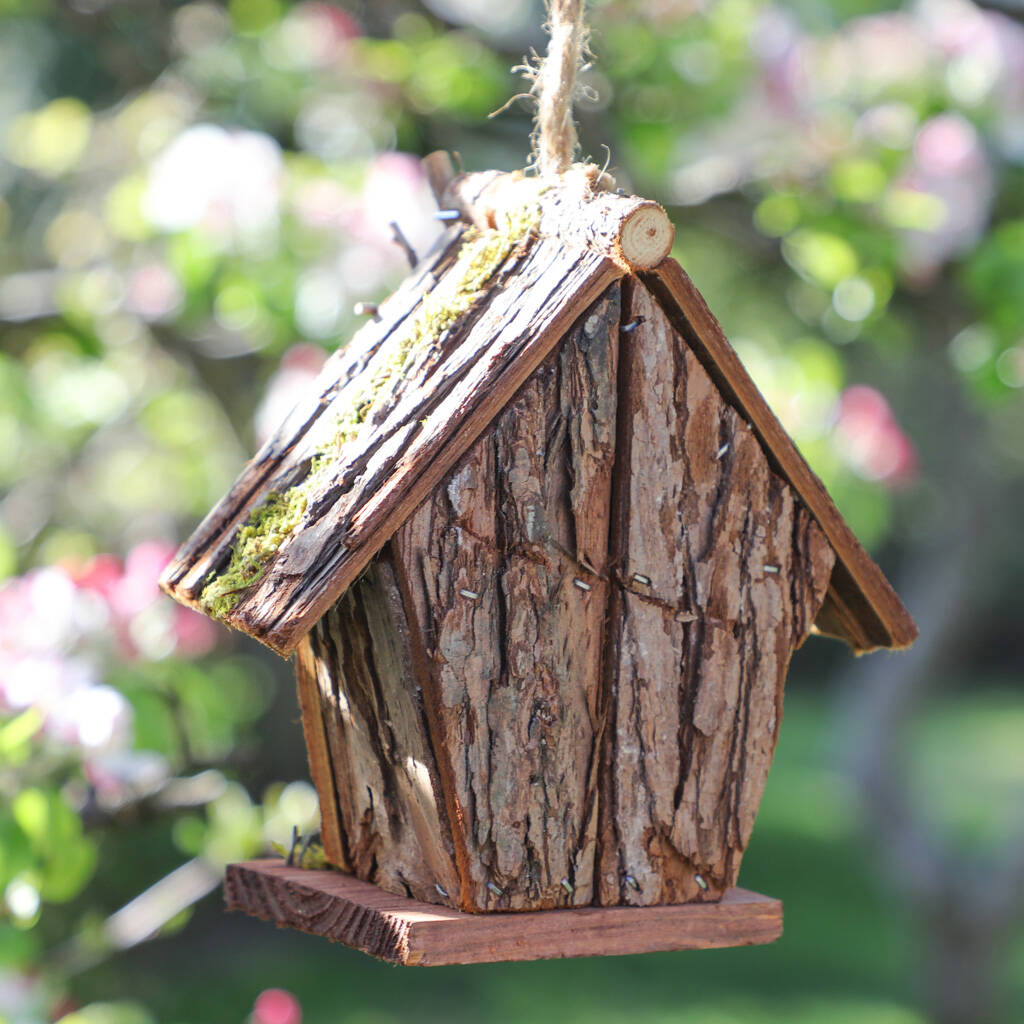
[573,578,592,592]
[353,301,381,322]
[695,873,709,891]
[389,220,418,268]
[459,588,479,600]
[763,564,780,574]
[624,874,641,892]
[487,881,504,897]
[715,443,730,460]
[620,317,646,333]
[560,878,574,895]
[631,572,651,586]
[434,883,449,899]
[434,209,462,221]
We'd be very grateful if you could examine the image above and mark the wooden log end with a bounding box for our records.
[225,860,784,965]
[615,201,674,271]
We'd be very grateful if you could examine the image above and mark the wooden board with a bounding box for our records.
[225,860,783,965]
[159,228,466,610]
[642,260,918,653]
[595,281,835,905]
[387,286,620,911]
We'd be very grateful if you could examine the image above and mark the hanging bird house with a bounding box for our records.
[159,155,916,965]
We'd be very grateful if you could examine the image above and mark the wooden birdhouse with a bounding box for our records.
[160,156,916,964]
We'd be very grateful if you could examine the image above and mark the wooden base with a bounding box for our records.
[225,860,783,966]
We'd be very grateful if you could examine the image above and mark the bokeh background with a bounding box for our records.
[1,0,1022,1022]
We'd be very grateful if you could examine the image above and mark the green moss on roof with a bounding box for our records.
[199,203,539,622]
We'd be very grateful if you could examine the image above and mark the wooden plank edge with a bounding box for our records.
[225,860,783,966]
[641,261,917,653]
[293,640,349,871]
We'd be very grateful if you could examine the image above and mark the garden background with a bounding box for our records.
[1,0,1022,1022]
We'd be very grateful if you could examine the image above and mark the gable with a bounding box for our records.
[160,182,914,659]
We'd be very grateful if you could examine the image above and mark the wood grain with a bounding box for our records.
[596,281,835,906]
[225,859,783,965]
[438,166,674,271]
[642,260,917,653]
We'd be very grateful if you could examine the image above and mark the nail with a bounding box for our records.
[353,301,381,322]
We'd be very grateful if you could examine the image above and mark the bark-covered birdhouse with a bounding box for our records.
[160,156,916,964]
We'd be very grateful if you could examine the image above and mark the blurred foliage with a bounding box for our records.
[0,0,1022,1022]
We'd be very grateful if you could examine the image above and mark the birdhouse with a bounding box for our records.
[159,156,916,964]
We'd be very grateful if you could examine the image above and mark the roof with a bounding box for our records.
[160,168,917,657]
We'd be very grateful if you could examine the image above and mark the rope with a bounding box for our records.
[533,0,588,177]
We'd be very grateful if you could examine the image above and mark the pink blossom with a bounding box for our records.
[833,385,917,487]
[914,113,981,177]
[112,540,175,618]
[173,605,218,657]
[254,344,329,446]
[126,263,183,321]
[252,988,302,1024]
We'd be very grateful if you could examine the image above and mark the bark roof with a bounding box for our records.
[160,216,916,658]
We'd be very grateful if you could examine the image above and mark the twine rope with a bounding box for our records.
[534,0,587,177]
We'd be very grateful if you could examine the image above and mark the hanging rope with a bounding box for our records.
[533,0,588,177]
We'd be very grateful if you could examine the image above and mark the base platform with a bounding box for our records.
[225,860,783,966]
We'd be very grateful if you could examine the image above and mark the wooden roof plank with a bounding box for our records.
[227,237,621,655]
[159,228,466,609]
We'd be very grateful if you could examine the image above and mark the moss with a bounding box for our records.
[199,203,540,621]
[199,479,313,618]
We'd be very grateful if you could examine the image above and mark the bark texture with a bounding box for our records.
[643,260,917,652]
[388,285,620,911]
[301,282,836,912]
[296,557,460,906]
[595,281,835,906]
[163,229,619,657]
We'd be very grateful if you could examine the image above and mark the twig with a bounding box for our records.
[389,221,418,268]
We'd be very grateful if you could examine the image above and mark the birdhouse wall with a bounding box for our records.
[295,280,835,914]
[594,282,836,904]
